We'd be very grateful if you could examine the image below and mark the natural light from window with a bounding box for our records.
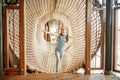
[50,27,57,44]
[99,0,103,5]
[117,9,120,70]
[118,0,120,3]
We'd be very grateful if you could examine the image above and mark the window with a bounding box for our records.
[4,0,19,5]
[50,27,57,44]
[113,8,120,72]
[115,0,120,5]
[44,19,63,44]
[92,0,105,8]
[91,48,103,69]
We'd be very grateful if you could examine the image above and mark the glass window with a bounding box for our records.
[44,20,63,44]
[92,0,105,8]
[50,27,57,44]
[91,48,102,69]
[114,9,120,72]
[117,0,120,3]
[4,0,19,5]
[99,0,103,5]
[115,0,120,5]
[116,9,120,71]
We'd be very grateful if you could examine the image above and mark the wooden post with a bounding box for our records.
[4,7,9,70]
[99,10,105,69]
[85,0,91,74]
[19,0,26,75]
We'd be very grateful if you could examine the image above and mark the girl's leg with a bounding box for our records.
[55,50,61,72]
[60,51,63,61]
[59,51,63,72]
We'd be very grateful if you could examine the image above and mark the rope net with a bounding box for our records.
[8,0,102,73]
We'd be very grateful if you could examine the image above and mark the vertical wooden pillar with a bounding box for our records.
[104,0,113,75]
[0,0,3,75]
[4,7,9,70]
[19,0,26,75]
[85,0,91,74]
[100,10,105,69]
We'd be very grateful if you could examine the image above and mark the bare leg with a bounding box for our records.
[55,50,63,72]
[55,50,60,72]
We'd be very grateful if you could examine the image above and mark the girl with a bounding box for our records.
[43,26,69,72]
[42,26,81,72]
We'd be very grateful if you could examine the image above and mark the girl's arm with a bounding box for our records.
[42,30,59,37]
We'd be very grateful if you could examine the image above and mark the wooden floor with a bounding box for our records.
[0,73,120,80]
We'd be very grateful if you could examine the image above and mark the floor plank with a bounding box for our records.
[0,73,120,80]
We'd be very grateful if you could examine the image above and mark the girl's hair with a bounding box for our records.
[59,26,69,42]
[66,34,69,42]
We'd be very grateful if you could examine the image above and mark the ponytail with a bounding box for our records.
[66,34,69,42]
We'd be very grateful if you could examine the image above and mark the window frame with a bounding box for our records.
[115,0,120,5]
[4,0,19,5]
[113,7,120,72]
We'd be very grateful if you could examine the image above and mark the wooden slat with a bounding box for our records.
[4,6,19,9]
[85,0,91,74]
[99,11,104,69]
[19,0,26,75]
[4,7,9,69]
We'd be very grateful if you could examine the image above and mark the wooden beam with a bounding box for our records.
[85,0,91,74]
[4,7,9,69]
[19,0,26,75]
[4,6,19,9]
[99,10,105,69]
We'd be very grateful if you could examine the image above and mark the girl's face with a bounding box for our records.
[61,27,65,34]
